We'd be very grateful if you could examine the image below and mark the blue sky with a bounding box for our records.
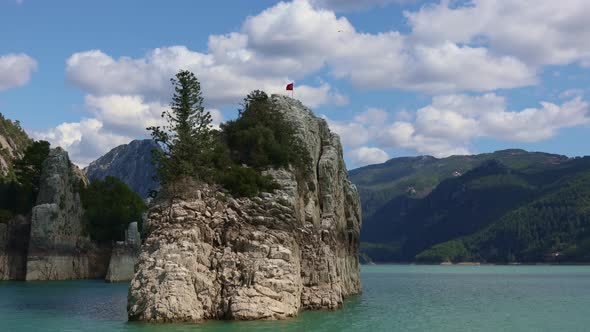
[1,0,589,167]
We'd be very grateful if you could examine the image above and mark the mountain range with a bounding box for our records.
[84,139,159,198]
[4,110,586,265]
[351,150,590,263]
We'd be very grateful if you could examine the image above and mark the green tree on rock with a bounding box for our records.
[147,70,213,186]
[14,140,50,200]
[81,176,147,243]
[0,140,50,222]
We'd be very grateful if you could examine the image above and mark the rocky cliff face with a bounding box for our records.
[0,114,32,178]
[105,222,141,282]
[0,215,29,280]
[25,147,100,280]
[128,95,362,322]
[85,139,159,198]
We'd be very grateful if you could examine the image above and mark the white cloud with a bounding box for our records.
[292,83,348,108]
[480,97,589,142]
[559,89,584,99]
[324,107,391,147]
[333,94,590,158]
[51,0,590,164]
[394,109,413,121]
[244,1,535,92]
[33,95,224,166]
[324,115,371,147]
[376,120,473,157]
[349,146,390,167]
[65,47,345,109]
[0,53,37,91]
[66,0,538,102]
[84,95,167,138]
[406,0,590,66]
[263,82,347,108]
[31,119,128,167]
[354,108,388,126]
[310,0,413,12]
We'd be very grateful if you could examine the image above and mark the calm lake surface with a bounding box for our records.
[1,265,590,331]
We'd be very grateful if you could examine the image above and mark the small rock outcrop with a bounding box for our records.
[105,222,141,282]
[25,148,97,280]
[128,96,362,322]
[85,139,160,198]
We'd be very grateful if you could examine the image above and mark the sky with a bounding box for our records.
[1,0,589,168]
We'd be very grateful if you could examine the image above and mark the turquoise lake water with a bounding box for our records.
[2,265,590,331]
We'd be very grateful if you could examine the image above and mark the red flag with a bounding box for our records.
[286,83,294,91]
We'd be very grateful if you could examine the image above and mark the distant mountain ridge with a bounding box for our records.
[349,149,569,220]
[84,140,159,198]
[84,143,590,263]
[349,150,590,263]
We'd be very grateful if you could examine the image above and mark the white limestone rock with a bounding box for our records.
[25,148,94,281]
[128,96,362,322]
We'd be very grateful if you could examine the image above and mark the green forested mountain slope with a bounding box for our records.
[351,151,590,263]
[417,160,590,263]
[349,149,568,220]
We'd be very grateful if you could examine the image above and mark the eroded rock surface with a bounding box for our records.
[128,96,362,322]
[25,148,99,280]
[105,222,141,282]
[0,215,30,280]
[85,139,160,198]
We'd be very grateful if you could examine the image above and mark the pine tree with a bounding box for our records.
[147,70,213,186]
[14,140,50,199]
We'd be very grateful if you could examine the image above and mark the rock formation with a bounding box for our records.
[128,95,362,322]
[105,222,141,282]
[0,114,32,178]
[1,145,137,281]
[85,139,160,198]
[0,215,29,280]
[25,148,99,280]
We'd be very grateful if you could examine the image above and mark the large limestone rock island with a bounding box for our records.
[128,95,362,322]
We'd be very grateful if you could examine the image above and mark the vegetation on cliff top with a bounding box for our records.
[0,113,33,180]
[0,140,50,223]
[0,133,144,246]
[81,176,147,243]
[0,116,48,224]
[14,140,50,199]
[149,70,308,197]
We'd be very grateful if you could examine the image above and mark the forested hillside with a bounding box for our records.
[417,159,590,263]
[349,149,568,220]
[351,151,590,263]
[0,113,32,179]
